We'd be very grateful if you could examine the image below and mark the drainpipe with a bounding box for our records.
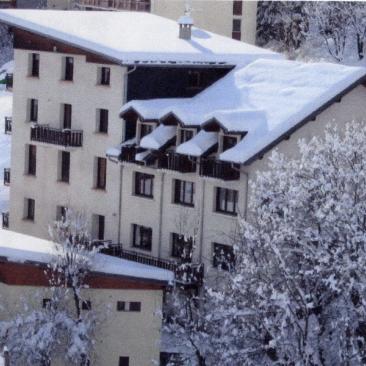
[117,65,137,244]
[157,172,165,258]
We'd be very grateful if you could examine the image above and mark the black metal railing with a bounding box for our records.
[5,73,13,90]
[101,244,204,285]
[30,125,83,147]
[75,0,151,11]
[158,152,197,173]
[1,212,9,229]
[200,159,240,180]
[4,117,11,134]
[3,168,10,186]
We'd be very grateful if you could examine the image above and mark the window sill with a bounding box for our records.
[173,202,194,208]
[134,194,154,200]
[93,187,107,192]
[27,75,40,79]
[131,245,152,252]
[94,131,109,136]
[24,173,36,178]
[213,210,238,218]
[96,83,111,88]
[22,218,35,223]
[60,79,74,83]
[57,180,70,185]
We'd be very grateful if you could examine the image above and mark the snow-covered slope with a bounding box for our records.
[0,90,11,214]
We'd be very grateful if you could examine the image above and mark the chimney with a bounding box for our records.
[178,8,193,40]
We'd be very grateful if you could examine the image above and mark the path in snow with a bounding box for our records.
[0,88,12,214]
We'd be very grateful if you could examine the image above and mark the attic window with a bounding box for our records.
[222,135,238,151]
[140,123,154,139]
[180,129,194,144]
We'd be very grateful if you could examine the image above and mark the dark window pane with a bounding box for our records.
[135,172,154,198]
[117,301,126,311]
[171,233,193,261]
[64,57,74,81]
[119,357,129,366]
[96,157,107,189]
[216,188,238,215]
[129,302,141,312]
[181,129,194,143]
[99,109,108,133]
[140,124,153,139]
[27,199,35,220]
[233,0,242,15]
[61,151,70,183]
[132,224,152,251]
[100,67,110,85]
[213,243,235,271]
[222,135,237,151]
[232,18,241,32]
[98,215,105,240]
[30,99,38,122]
[28,145,37,175]
[31,53,40,77]
[42,298,51,308]
[63,104,72,129]
[174,180,194,206]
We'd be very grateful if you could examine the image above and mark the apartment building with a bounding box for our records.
[0,9,279,279]
[0,229,173,366]
[74,0,258,44]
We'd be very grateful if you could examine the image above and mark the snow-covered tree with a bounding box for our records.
[208,122,366,365]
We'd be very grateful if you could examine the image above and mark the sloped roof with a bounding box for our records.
[0,9,280,65]
[0,229,173,283]
[120,59,366,164]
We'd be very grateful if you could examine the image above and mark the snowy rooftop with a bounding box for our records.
[0,10,280,65]
[0,230,173,283]
[120,59,366,164]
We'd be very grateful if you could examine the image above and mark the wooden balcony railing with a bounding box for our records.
[30,125,83,147]
[3,168,10,186]
[1,212,9,229]
[101,244,204,286]
[5,73,13,90]
[200,159,240,181]
[4,117,11,134]
[75,0,151,11]
[158,152,197,173]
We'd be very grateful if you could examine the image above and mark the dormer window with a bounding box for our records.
[222,135,238,151]
[180,128,194,144]
[140,123,154,139]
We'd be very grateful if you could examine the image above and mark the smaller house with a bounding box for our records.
[0,229,173,366]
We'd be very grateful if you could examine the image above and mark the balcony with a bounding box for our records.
[200,159,240,181]
[5,73,13,90]
[30,125,83,147]
[1,212,9,229]
[4,117,11,134]
[75,0,151,11]
[3,168,10,186]
[101,244,204,286]
[158,152,197,173]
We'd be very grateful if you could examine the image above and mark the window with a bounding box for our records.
[233,0,243,15]
[117,301,126,311]
[171,233,193,261]
[42,298,51,308]
[98,66,110,85]
[232,19,242,40]
[132,224,152,251]
[222,135,237,151]
[96,157,107,189]
[174,179,194,207]
[97,215,105,240]
[180,129,194,144]
[30,98,38,122]
[188,70,201,89]
[98,109,108,133]
[25,198,35,221]
[213,243,235,271]
[63,104,72,129]
[140,123,153,139]
[135,172,154,198]
[60,151,70,183]
[30,53,40,77]
[119,357,129,366]
[216,187,238,215]
[28,144,37,176]
[82,300,91,311]
[129,301,141,312]
[63,56,74,81]
[56,205,67,221]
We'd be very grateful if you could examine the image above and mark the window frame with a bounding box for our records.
[233,0,243,15]
[98,108,109,134]
[212,242,235,271]
[64,56,74,81]
[134,172,154,198]
[96,157,107,190]
[140,123,154,139]
[119,357,129,366]
[63,103,72,129]
[26,198,35,221]
[174,179,195,207]
[28,144,37,176]
[60,151,70,183]
[232,18,242,40]
[99,66,111,86]
[180,128,194,144]
[222,135,238,152]
[132,224,152,251]
[30,98,38,122]
[215,187,238,216]
[30,53,40,77]
[171,232,193,261]
[129,302,141,312]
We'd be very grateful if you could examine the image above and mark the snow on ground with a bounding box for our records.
[0,229,174,283]
[0,89,11,214]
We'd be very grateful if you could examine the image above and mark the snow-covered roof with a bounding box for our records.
[0,229,173,283]
[0,10,280,66]
[140,125,176,150]
[120,59,366,164]
[176,130,218,157]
